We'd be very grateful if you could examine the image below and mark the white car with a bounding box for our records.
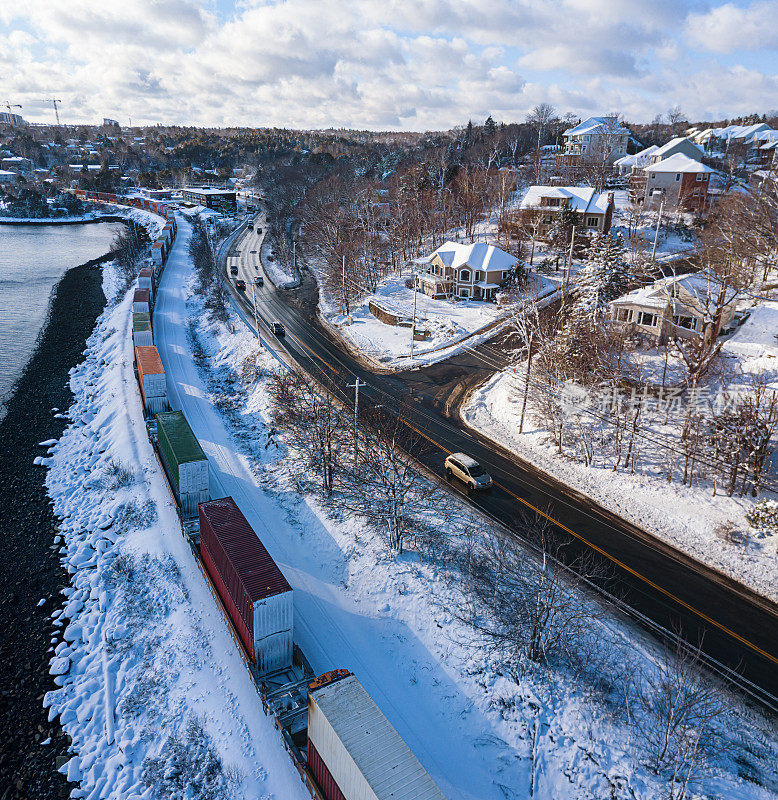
[444,453,493,490]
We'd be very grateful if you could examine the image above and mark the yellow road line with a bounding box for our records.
[402,420,778,666]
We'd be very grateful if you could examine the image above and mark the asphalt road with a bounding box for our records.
[224,214,778,709]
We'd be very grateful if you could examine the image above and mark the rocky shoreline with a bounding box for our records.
[0,259,107,798]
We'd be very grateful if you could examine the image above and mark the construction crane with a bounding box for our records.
[3,101,22,125]
[45,97,62,126]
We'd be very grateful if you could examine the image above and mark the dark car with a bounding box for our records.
[230,265,238,275]
[254,275,264,286]
[236,279,246,291]
[255,227,262,234]
[271,322,285,336]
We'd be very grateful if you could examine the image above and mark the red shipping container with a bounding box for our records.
[199,497,293,670]
[307,740,346,800]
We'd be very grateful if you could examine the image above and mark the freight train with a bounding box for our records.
[128,212,447,800]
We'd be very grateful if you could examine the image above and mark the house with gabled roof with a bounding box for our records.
[515,185,615,239]
[642,154,714,211]
[609,273,739,343]
[560,116,630,165]
[614,145,658,176]
[413,241,518,300]
[648,137,704,165]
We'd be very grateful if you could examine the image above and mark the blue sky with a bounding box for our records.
[2,0,777,130]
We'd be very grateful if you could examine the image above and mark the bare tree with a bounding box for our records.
[666,105,688,137]
[625,635,729,800]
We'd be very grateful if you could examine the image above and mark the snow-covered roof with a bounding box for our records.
[710,123,770,142]
[652,137,703,158]
[519,185,613,214]
[564,116,629,137]
[612,273,738,310]
[427,241,518,272]
[614,145,659,169]
[643,153,714,174]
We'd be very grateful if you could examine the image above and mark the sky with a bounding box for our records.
[2,0,778,131]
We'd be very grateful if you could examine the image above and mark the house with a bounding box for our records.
[559,116,630,165]
[0,169,19,185]
[609,273,739,343]
[181,187,237,212]
[515,185,615,239]
[648,137,704,165]
[642,154,714,211]
[1,156,33,175]
[413,241,517,300]
[614,145,658,176]
[708,123,772,150]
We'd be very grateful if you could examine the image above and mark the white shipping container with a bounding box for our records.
[133,329,154,348]
[152,249,163,268]
[180,488,210,518]
[308,675,447,800]
[145,394,168,415]
[138,274,153,291]
[133,299,150,315]
[141,371,167,402]
[179,458,209,495]
[253,590,293,673]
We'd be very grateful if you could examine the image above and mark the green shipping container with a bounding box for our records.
[155,411,209,499]
[133,312,151,330]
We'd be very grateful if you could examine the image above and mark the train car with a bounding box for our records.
[133,287,151,316]
[307,672,447,800]
[151,240,165,270]
[155,411,210,518]
[138,266,154,296]
[135,345,168,416]
[199,497,294,673]
[132,313,153,348]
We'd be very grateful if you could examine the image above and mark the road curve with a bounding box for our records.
[223,212,778,710]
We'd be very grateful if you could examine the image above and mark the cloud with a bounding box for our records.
[2,0,777,129]
[686,1,778,53]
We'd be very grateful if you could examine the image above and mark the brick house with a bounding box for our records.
[414,241,517,300]
[642,154,714,212]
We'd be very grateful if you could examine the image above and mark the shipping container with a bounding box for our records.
[199,497,293,673]
[307,673,447,800]
[151,241,164,268]
[156,411,209,517]
[132,315,153,348]
[135,345,168,415]
[133,287,151,315]
[138,266,153,293]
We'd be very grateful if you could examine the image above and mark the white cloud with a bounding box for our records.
[2,0,777,129]
[686,1,778,53]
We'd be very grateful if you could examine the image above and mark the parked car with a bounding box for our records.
[236,279,246,291]
[271,322,285,336]
[444,453,492,490]
[255,227,262,234]
[254,276,264,286]
[230,265,238,275]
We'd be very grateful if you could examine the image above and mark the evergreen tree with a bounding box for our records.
[577,232,631,313]
[484,115,496,136]
[547,206,581,260]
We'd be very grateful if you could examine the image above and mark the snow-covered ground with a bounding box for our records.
[320,271,559,369]
[463,361,778,603]
[40,217,778,800]
[41,262,310,800]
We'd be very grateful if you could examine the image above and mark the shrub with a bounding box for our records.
[745,499,778,536]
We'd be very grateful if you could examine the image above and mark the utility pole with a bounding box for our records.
[342,254,347,316]
[651,199,664,262]
[565,224,576,286]
[346,378,362,463]
[410,270,418,362]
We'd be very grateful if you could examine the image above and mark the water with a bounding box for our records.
[0,222,123,418]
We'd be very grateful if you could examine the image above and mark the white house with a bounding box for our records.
[614,145,659,176]
[561,116,630,164]
[414,241,518,300]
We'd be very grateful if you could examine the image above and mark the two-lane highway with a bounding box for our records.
[224,214,778,709]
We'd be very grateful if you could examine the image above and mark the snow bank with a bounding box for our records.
[463,369,778,603]
[43,262,310,800]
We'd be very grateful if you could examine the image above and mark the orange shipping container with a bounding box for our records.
[135,345,167,415]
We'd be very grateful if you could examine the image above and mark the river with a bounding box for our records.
[0,221,123,418]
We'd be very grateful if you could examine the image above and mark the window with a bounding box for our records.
[696,173,703,181]
[616,308,633,323]
[651,173,656,179]
[587,216,599,227]
[637,311,658,327]
[673,315,697,331]
[474,271,482,281]
[675,173,681,181]
[460,269,471,282]
[459,288,470,298]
